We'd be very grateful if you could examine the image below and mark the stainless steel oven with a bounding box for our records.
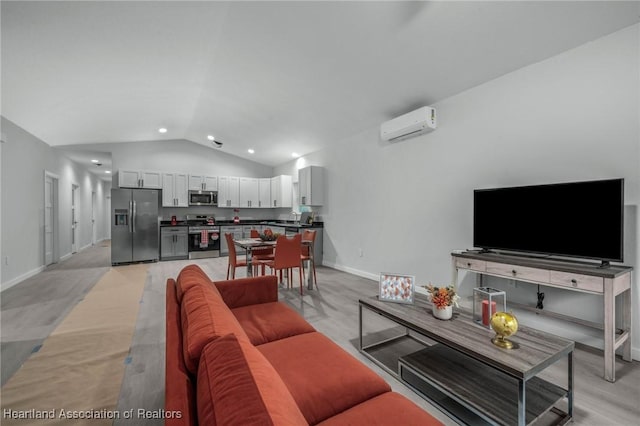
[188,190,217,206]
[187,215,220,259]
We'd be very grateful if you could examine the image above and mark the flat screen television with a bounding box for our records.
[473,178,624,264]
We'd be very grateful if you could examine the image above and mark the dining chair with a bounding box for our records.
[301,229,318,289]
[256,234,304,294]
[250,229,274,275]
[225,233,247,279]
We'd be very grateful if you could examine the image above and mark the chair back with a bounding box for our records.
[301,230,316,256]
[273,234,302,269]
[250,229,260,238]
[225,233,238,265]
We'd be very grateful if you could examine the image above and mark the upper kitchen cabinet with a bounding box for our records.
[162,173,189,207]
[239,178,259,208]
[218,176,240,208]
[188,175,218,192]
[118,170,162,189]
[270,175,292,208]
[258,178,271,208]
[298,166,324,206]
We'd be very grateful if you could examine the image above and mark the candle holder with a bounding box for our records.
[473,287,506,329]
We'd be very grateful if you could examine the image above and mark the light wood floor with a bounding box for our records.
[3,243,639,425]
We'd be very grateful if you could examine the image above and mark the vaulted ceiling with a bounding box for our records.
[2,1,639,169]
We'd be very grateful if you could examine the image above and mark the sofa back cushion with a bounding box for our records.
[197,334,308,426]
[181,282,249,374]
[165,279,197,426]
[176,264,212,303]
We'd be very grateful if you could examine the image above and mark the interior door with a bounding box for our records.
[45,175,54,265]
[71,184,79,253]
[91,191,96,245]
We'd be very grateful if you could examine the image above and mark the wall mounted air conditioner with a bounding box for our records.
[380,106,437,142]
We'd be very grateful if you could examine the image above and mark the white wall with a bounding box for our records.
[1,117,110,289]
[276,24,640,357]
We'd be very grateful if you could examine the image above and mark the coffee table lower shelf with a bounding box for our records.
[399,344,569,426]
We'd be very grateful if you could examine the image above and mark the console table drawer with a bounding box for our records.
[486,262,549,283]
[455,258,486,272]
[549,271,603,293]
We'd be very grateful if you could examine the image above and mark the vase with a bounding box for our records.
[433,305,452,320]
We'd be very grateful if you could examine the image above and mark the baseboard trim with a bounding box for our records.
[60,252,72,261]
[1,265,46,292]
[321,260,378,282]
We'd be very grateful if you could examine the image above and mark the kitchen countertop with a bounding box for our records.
[160,220,323,228]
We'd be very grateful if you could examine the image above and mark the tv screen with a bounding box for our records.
[473,179,624,262]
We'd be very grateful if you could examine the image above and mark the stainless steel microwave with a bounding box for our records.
[188,190,218,206]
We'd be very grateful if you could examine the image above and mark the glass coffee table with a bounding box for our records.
[359,295,573,426]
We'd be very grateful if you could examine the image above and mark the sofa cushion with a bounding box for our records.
[181,283,249,374]
[197,334,307,426]
[165,279,197,426]
[176,264,212,303]
[214,275,279,308]
[258,332,391,425]
[316,392,442,426]
[231,302,316,346]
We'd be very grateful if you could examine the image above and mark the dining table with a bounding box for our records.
[233,237,315,289]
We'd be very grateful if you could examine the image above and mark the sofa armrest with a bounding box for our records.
[214,275,278,308]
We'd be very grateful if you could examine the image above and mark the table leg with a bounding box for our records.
[517,379,526,426]
[246,249,253,277]
[604,280,615,382]
[568,351,574,419]
[305,258,313,290]
[622,287,632,362]
[358,304,363,351]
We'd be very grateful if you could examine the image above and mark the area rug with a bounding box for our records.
[1,264,147,425]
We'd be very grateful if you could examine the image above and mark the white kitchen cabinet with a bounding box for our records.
[258,178,271,208]
[239,178,259,208]
[298,166,324,206]
[189,175,218,191]
[162,173,189,207]
[218,176,240,208]
[118,170,162,189]
[270,175,292,208]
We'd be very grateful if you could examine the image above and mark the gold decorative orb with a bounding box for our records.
[490,311,518,349]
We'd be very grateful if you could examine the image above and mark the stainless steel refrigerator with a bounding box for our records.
[111,188,160,265]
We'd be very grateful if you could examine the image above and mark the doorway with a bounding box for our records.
[44,171,60,265]
[91,191,97,245]
[71,183,79,254]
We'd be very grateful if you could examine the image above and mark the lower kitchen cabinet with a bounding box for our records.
[161,227,189,260]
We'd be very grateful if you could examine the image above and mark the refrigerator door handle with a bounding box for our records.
[129,200,133,233]
[132,201,137,233]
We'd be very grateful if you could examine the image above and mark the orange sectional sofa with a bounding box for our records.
[165,265,442,425]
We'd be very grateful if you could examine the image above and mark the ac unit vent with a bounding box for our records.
[380,106,436,142]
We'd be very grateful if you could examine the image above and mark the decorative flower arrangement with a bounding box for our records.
[424,284,459,309]
[259,228,281,241]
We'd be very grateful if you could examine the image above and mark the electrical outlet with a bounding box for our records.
[358,248,364,257]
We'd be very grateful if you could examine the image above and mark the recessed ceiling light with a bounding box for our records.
[207,135,215,141]
[248,149,255,154]
[105,170,111,174]
[291,152,300,158]
[91,159,99,163]
[158,127,168,134]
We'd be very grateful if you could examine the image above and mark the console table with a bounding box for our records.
[451,251,633,382]
[359,296,574,426]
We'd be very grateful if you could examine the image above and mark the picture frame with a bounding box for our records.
[379,273,415,304]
